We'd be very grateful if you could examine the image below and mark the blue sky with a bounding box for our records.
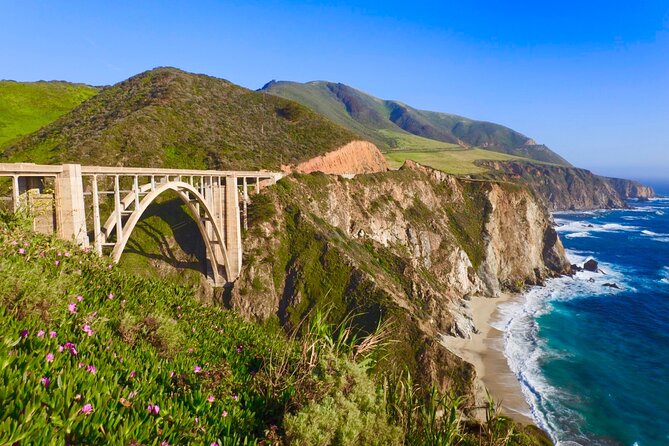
[2,0,668,180]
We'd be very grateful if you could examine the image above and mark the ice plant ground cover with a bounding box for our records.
[0,213,291,444]
[0,211,550,445]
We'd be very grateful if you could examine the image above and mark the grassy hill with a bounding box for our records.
[261,80,572,171]
[0,80,98,148]
[1,68,357,170]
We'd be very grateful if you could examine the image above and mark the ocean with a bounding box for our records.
[493,183,669,446]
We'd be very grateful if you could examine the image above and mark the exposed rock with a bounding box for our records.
[477,160,654,211]
[282,140,388,175]
[605,177,656,200]
[231,160,571,400]
[583,259,599,272]
[603,282,621,289]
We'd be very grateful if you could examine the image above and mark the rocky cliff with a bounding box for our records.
[282,140,388,175]
[605,176,655,200]
[229,161,570,401]
[478,160,654,211]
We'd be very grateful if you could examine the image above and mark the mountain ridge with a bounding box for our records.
[260,80,572,166]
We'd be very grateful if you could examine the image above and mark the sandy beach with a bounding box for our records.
[442,293,534,425]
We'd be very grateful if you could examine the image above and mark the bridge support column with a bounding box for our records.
[54,164,89,248]
[225,176,242,280]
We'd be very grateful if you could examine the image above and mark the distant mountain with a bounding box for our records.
[261,80,572,166]
[0,80,98,148]
[1,68,357,170]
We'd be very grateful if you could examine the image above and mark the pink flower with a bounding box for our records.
[58,345,64,352]
[67,302,77,314]
[82,324,93,336]
[130,371,136,378]
[193,365,202,373]
[76,295,83,302]
[169,371,175,378]
[18,248,25,254]
[45,353,54,363]
[210,443,218,446]
[161,442,170,446]
[207,395,215,403]
[86,365,96,374]
[147,404,160,415]
[222,410,228,417]
[80,403,93,415]
[20,329,28,338]
[64,252,70,257]
[192,327,196,333]
[49,331,57,338]
[236,345,243,353]
[177,313,182,318]
[64,342,78,356]
[78,362,85,368]
[37,330,45,338]
[74,394,82,401]
[41,376,50,388]
[232,394,238,401]
[188,348,194,353]
[54,260,60,266]
[108,293,114,300]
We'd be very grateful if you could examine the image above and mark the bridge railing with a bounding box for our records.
[0,163,283,284]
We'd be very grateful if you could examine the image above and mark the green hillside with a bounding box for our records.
[261,80,572,169]
[0,81,98,148]
[1,68,357,170]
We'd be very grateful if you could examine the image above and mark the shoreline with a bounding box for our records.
[442,293,534,425]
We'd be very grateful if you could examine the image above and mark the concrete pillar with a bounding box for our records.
[54,164,89,247]
[225,175,242,280]
[208,178,227,279]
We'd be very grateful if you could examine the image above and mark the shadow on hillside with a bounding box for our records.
[122,195,207,276]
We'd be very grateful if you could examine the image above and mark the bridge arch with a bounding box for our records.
[110,181,232,284]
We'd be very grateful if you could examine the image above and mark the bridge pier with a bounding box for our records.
[54,164,89,248]
[1,163,283,284]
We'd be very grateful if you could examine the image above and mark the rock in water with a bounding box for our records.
[603,282,621,289]
[583,259,598,272]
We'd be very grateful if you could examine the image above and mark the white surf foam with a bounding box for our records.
[492,258,626,444]
[554,220,639,238]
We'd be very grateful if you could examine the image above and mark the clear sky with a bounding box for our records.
[2,0,668,180]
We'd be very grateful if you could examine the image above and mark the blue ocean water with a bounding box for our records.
[494,190,669,446]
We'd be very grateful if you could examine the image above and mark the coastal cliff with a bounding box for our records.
[478,160,655,211]
[230,161,570,403]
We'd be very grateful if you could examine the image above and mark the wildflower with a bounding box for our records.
[222,410,228,417]
[130,371,136,378]
[188,348,194,353]
[80,403,93,415]
[210,443,218,446]
[147,404,160,415]
[236,345,243,353]
[76,295,83,302]
[232,394,238,401]
[108,264,113,270]
[161,442,170,446]
[67,302,77,314]
[20,330,28,338]
[192,327,196,333]
[58,345,64,353]
[82,324,94,336]
[86,365,96,374]
[41,376,50,388]
[57,252,62,257]
[45,353,54,363]
[18,248,25,254]
[193,365,202,373]
[177,313,182,318]
[54,260,60,266]
[207,395,215,403]
[169,371,175,378]
[78,362,85,368]
[108,293,114,300]
[74,394,82,401]
[37,330,45,338]
[64,252,70,257]
[177,305,181,310]
[49,331,57,338]
[63,342,78,356]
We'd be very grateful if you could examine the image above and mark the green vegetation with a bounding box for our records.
[385,147,524,175]
[2,68,357,170]
[261,80,571,167]
[0,211,547,445]
[0,81,97,149]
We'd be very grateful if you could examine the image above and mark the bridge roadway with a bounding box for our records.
[0,163,284,285]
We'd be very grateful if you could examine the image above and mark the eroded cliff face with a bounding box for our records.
[281,140,388,175]
[228,160,569,398]
[478,160,655,211]
[605,176,655,200]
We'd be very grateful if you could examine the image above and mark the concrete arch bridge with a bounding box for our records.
[0,163,283,285]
